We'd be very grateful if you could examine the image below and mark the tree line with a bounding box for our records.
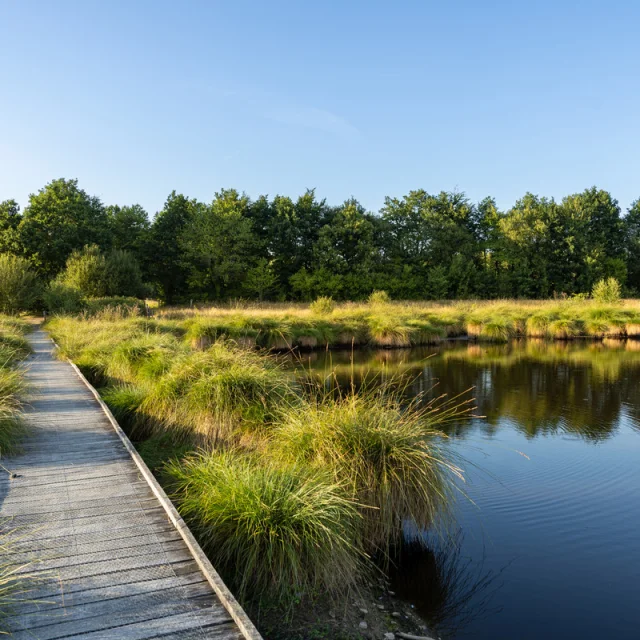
[1,178,639,304]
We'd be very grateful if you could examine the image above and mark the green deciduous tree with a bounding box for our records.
[180,189,259,300]
[106,204,150,254]
[311,199,377,299]
[105,249,147,298]
[147,192,198,303]
[0,200,23,255]
[0,177,635,303]
[624,199,640,294]
[18,179,111,278]
[243,259,279,301]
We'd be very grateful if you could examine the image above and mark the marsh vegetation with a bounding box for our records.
[0,316,34,630]
[156,297,640,348]
[45,296,640,638]
[47,308,473,634]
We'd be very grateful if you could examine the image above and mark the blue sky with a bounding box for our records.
[1,0,639,216]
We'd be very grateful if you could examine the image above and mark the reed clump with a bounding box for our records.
[165,451,365,606]
[138,343,299,442]
[273,390,469,556]
[0,317,30,457]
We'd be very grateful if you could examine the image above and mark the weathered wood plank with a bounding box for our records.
[49,607,233,640]
[24,560,203,600]
[9,582,222,637]
[9,571,206,616]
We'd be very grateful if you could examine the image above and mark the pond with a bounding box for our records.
[284,339,640,640]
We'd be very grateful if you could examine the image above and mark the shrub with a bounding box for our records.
[105,249,146,298]
[42,281,84,314]
[310,296,335,314]
[592,277,622,303]
[368,290,390,305]
[58,244,109,297]
[0,254,40,314]
[54,245,147,303]
[166,451,365,605]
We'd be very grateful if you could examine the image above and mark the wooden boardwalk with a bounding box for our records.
[1,328,261,639]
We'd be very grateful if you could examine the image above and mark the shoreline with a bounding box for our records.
[152,299,640,351]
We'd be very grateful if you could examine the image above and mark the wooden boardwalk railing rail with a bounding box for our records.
[1,328,262,640]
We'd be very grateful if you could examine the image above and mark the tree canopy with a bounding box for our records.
[2,178,639,303]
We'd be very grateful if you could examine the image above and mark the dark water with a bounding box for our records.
[285,339,640,640]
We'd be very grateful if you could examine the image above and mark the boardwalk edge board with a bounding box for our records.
[49,335,264,640]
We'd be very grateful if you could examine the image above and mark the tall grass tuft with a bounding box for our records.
[368,290,391,305]
[0,367,26,457]
[140,342,299,443]
[368,315,413,347]
[0,318,30,457]
[166,451,366,606]
[310,296,335,315]
[0,522,55,632]
[549,318,581,339]
[526,313,557,338]
[273,390,469,556]
[479,318,514,342]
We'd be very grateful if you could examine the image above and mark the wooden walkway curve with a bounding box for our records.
[1,328,261,640]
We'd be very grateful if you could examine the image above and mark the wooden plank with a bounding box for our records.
[151,623,245,640]
[10,523,180,555]
[48,608,233,640]
[24,560,203,600]
[12,539,187,574]
[10,571,206,616]
[8,588,229,639]
[9,581,221,636]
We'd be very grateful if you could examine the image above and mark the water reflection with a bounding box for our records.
[286,340,640,639]
[286,339,640,442]
[388,529,506,637]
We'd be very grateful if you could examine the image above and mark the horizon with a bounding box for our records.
[2,0,640,215]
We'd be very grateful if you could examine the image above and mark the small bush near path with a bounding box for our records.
[0,254,40,314]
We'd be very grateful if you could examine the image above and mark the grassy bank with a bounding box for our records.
[47,310,469,637]
[0,316,33,630]
[0,316,30,457]
[155,299,640,348]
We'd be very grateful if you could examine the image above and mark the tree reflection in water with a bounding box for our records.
[286,339,640,442]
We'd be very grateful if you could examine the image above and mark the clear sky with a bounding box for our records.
[1,0,639,217]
